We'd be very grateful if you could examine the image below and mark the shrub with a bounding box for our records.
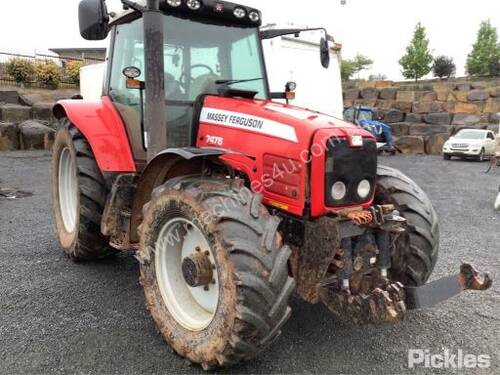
[66,61,82,84]
[433,56,456,79]
[35,61,62,88]
[6,58,35,85]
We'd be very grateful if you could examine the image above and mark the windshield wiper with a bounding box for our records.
[215,78,264,86]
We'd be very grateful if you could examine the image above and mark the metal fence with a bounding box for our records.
[0,51,104,88]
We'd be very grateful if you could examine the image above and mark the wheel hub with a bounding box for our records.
[155,218,220,331]
[182,250,214,288]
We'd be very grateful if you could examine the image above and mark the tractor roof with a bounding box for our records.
[110,0,262,27]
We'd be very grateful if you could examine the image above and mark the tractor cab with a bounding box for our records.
[83,0,271,161]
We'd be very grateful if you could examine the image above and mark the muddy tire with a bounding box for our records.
[137,176,295,369]
[51,118,110,260]
[375,165,439,286]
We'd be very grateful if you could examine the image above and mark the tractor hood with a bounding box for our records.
[199,96,373,149]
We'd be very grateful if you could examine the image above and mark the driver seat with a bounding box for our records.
[189,73,221,100]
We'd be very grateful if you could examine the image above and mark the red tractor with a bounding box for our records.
[51,0,492,369]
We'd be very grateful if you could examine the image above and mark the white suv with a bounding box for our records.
[443,129,498,161]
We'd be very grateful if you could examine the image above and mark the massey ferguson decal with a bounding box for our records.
[200,107,298,143]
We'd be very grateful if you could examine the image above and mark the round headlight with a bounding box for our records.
[249,10,260,22]
[357,179,371,199]
[233,7,246,18]
[166,0,182,7]
[331,181,347,201]
[186,0,201,10]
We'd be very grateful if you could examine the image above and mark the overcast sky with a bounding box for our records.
[1,0,498,80]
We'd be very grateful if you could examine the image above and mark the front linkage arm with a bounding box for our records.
[405,262,492,310]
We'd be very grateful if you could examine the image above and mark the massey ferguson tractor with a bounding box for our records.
[51,0,492,369]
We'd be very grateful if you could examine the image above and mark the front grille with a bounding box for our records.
[451,143,469,149]
[324,138,377,207]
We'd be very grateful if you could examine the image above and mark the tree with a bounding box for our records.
[341,59,356,80]
[351,54,373,78]
[341,54,373,80]
[490,57,500,77]
[466,20,500,76]
[399,23,433,82]
[432,56,456,79]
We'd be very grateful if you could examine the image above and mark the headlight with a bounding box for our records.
[233,7,247,18]
[331,181,347,201]
[249,10,260,22]
[166,0,182,6]
[186,0,202,10]
[357,179,371,199]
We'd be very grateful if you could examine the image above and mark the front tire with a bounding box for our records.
[376,165,439,286]
[51,118,110,260]
[137,176,295,369]
[443,154,451,160]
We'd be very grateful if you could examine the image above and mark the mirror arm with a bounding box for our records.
[121,0,147,13]
[260,27,332,41]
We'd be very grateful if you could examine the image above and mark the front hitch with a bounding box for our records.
[405,262,492,310]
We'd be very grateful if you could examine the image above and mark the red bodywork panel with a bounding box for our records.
[57,94,374,218]
[55,96,136,172]
[196,96,375,217]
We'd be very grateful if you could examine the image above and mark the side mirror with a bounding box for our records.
[79,0,110,40]
[320,37,330,69]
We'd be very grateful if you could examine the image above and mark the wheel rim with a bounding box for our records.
[58,147,78,233]
[155,218,219,331]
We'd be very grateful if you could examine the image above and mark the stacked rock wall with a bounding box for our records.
[0,89,58,151]
[343,79,500,154]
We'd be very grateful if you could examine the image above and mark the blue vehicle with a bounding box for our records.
[344,106,396,155]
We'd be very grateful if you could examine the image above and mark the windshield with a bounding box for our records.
[454,130,485,140]
[162,15,268,100]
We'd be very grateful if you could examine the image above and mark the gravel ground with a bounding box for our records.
[0,151,499,375]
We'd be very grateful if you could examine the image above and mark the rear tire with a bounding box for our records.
[375,165,439,286]
[51,118,110,260]
[137,176,295,369]
[477,148,486,162]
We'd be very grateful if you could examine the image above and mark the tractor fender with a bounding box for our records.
[53,97,136,172]
[129,148,232,244]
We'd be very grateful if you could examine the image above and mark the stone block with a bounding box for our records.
[412,101,443,114]
[0,122,19,151]
[423,112,452,125]
[395,136,425,154]
[19,120,55,150]
[379,87,397,100]
[453,102,482,114]
[0,104,31,123]
[425,133,450,155]
[384,109,405,123]
[389,122,410,136]
[0,90,20,104]
[468,89,490,101]
[484,98,500,113]
[420,91,437,101]
[452,114,482,126]
[360,87,379,100]
[32,102,56,124]
[409,124,453,136]
[393,101,413,113]
[405,113,422,123]
[344,89,360,100]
